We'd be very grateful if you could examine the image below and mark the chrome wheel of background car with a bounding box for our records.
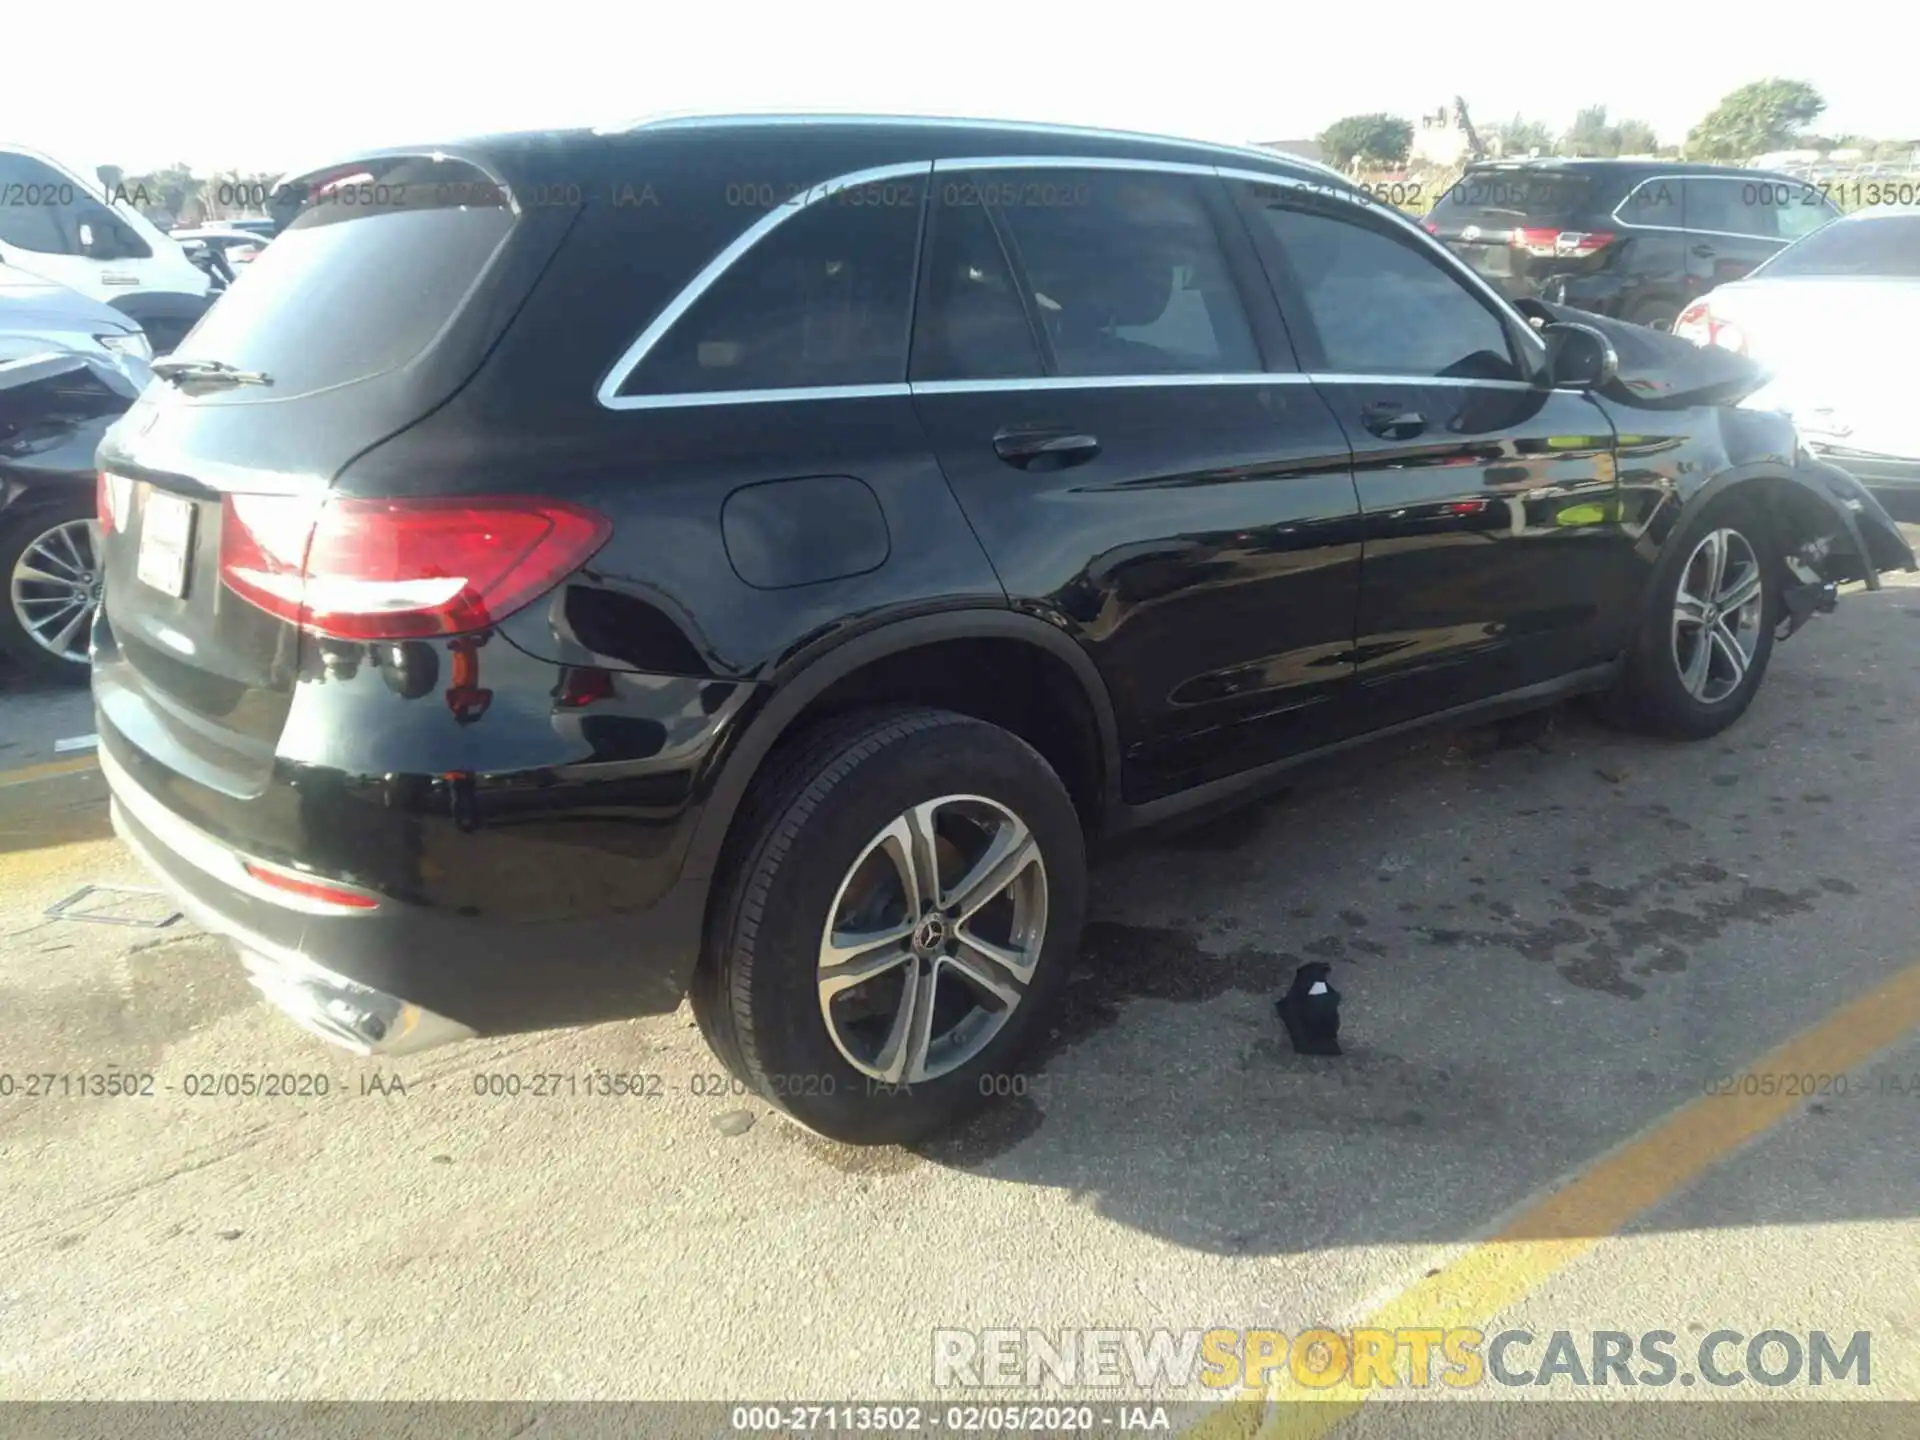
[817,794,1048,1086]
[8,518,102,666]
[1672,527,1763,704]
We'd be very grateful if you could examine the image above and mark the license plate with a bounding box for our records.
[136,490,196,598]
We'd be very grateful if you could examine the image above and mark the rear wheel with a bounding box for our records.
[694,707,1086,1145]
[0,500,101,684]
[1603,491,1778,738]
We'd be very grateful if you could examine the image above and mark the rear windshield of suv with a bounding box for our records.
[1755,214,1920,278]
[1428,169,1598,226]
[170,155,516,399]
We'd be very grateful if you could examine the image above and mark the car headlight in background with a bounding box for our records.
[96,331,155,362]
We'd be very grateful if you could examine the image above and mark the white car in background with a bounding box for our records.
[0,268,153,388]
[0,144,214,354]
[1674,207,1920,490]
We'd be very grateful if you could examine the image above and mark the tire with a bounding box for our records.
[0,498,101,685]
[693,706,1087,1145]
[1626,298,1682,332]
[1603,490,1779,739]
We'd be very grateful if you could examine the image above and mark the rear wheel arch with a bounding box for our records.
[683,609,1123,889]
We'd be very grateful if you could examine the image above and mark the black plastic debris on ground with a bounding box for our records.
[44,884,182,929]
[1277,961,1342,1056]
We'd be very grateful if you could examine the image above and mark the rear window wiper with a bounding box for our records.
[150,357,275,390]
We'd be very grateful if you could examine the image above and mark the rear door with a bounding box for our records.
[908,162,1364,803]
[1232,181,1625,728]
[1681,176,1807,292]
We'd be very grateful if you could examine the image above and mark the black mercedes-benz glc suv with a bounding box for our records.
[93,115,1911,1143]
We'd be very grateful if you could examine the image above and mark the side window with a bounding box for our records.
[1618,178,1679,229]
[975,169,1261,377]
[0,153,81,254]
[71,195,151,260]
[910,192,1044,382]
[1250,199,1521,381]
[1775,195,1840,243]
[1683,178,1757,237]
[620,180,923,397]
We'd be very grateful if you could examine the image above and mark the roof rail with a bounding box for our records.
[597,110,1355,185]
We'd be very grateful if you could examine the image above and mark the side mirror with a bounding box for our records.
[1542,321,1618,391]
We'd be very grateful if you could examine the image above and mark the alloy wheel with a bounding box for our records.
[9,518,102,666]
[1671,527,1763,704]
[817,794,1048,1085]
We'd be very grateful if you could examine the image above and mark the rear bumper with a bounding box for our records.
[96,696,712,1051]
[106,751,474,1056]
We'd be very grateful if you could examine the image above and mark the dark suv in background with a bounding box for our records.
[93,116,1907,1144]
[1425,159,1841,330]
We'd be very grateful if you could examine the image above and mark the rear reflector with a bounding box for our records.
[1512,228,1615,258]
[243,860,379,910]
[220,494,611,641]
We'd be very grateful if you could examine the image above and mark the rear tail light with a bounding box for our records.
[1512,228,1615,258]
[219,494,611,641]
[1672,301,1746,353]
[97,471,132,534]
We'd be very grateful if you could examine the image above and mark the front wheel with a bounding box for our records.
[693,707,1086,1145]
[1604,493,1778,738]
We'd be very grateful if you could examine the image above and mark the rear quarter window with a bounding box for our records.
[617,177,925,398]
[170,156,517,398]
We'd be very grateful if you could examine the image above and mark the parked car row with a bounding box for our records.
[1424,157,1843,331]
[84,115,1912,1144]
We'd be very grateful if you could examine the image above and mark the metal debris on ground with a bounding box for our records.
[44,884,183,929]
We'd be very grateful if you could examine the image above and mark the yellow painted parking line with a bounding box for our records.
[1192,959,1920,1439]
[0,753,100,787]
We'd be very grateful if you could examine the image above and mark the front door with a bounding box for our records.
[1231,181,1626,730]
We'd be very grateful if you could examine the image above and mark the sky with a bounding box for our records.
[4,2,1913,177]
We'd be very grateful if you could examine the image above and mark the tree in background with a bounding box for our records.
[1559,106,1660,158]
[1317,114,1414,170]
[1685,79,1826,160]
[1613,119,1659,156]
[1489,114,1554,157]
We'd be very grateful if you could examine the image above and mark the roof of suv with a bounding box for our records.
[603,111,1357,180]
[284,112,1361,201]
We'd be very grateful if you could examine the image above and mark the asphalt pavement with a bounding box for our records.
[2,575,1917,1432]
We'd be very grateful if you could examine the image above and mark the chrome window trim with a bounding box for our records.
[610,383,912,411]
[911,373,1306,395]
[595,160,932,411]
[1609,173,1838,242]
[597,151,1554,412]
[1305,374,1541,390]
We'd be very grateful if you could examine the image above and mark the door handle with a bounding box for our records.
[1361,407,1426,440]
[1691,244,1717,258]
[992,427,1101,470]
